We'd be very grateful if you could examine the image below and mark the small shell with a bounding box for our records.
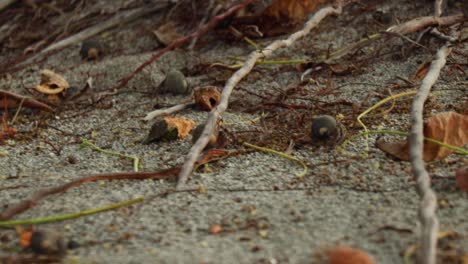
[35,70,69,95]
[161,70,190,95]
[191,122,220,147]
[80,39,103,60]
[311,115,337,140]
[193,86,221,111]
[30,230,66,256]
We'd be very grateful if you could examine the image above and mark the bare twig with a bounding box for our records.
[0,90,54,112]
[13,2,171,70]
[176,2,348,188]
[143,102,194,121]
[409,34,456,264]
[0,148,229,221]
[114,0,255,91]
[0,0,15,12]
[387,13,465,35]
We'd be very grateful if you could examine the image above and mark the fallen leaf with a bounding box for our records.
[412,61,431,82]
[326,246,376,264]
[164,117,195,139]
[376,112,468,161]
[264,0,327,23]
[456,166,468,192]
[0,90,54,112]
[193,86,221,111]
[153,22,183,46]
[142,117,195,144]
[35,70,69,95]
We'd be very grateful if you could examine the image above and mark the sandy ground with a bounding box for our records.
[0,0,467,263]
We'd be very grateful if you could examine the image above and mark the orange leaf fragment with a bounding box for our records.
[456,166,468,192]
[326,246,375,264]
[210,224,223,234]
[376,112,468,161]
[16,226,33,248]
[163,117,195,139]
[264,0,327,23]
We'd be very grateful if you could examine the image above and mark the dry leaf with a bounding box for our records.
[0,89,54,112]
[326,246,376,264]
[35,70,69,95]
[193,86,221,111]
[164,117,195,139]
[412,61,431,82]
[456,166,468,192]
[376,112,468,161]
[153,22,183,46]
[264,0,327,23]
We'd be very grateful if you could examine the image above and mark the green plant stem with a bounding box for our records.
[81,138,140,172]
[0,197,144,227]
[243,142,308,178]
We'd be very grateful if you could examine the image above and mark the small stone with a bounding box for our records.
[80,39,103,60]
[161,70,190,95]
[30,230,66,256]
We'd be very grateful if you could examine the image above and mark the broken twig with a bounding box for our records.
[177,1,348,188]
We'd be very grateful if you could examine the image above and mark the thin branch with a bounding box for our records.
[114,0,255,91]
[0,148,228,221]
[410,38,453,264]
[176,2,348,188]
[387,13,465,35]
[13,2,171,70]
[144,102,194,121]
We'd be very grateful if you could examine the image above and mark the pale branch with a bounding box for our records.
[13,2,171,70]
[176,2,348,188]
[387,13,465,35]
[143,102,194,121]
[0,0,15,12]
[410,32,457,264]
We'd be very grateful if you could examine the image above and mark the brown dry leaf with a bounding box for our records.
[35,69,69,95]
[456,166,468,192]
[163,117,195,139]
[193,86,221,111]
[264,0,327,23]
[153,22,183,46]
[0,90,54,112]
[326,246,375,264]
[376,112,468,161]
[412,61,431,82]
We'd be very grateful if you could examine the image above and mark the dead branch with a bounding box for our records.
[387,13,465,35]
[114,0,255,91]
[409,29,458,264]
[0,0,15,12]
[143,102,195,121]
[176,2,348,188]
[0,89,54,112]
[0,148,229,221]
[13,2,171,70]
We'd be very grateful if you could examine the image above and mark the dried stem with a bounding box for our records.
[410,38,453,264]
[176,2,347,188]
[13,2,171,70]
[387,13,465,35]
[114,0,255,91]
[144,102,194,121]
